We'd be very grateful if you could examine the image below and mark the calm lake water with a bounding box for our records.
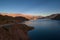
[24,19,60,40]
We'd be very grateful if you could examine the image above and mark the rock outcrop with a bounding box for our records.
[0,24,34,40]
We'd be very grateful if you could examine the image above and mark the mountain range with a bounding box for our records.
[0,13,43,20]
[45,14,60,20]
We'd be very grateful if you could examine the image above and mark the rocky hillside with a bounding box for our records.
[0,13,43,20]
[1,13,34,19]
[0,14,29,25]
[45,14,60,20]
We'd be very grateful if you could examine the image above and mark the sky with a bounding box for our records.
[0,0,60,16]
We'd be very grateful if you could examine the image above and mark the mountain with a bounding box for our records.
[0,14,29,25]
[45,14,60,20]
[0,13,43,20]
[1,13,33,20]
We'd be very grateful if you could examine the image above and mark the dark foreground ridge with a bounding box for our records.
[0,24,34,40]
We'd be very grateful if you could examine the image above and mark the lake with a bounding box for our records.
[23,19,60,40]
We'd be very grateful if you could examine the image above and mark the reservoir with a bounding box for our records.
[24,19,60,40]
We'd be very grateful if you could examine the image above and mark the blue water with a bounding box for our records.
[24,19,60,40]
